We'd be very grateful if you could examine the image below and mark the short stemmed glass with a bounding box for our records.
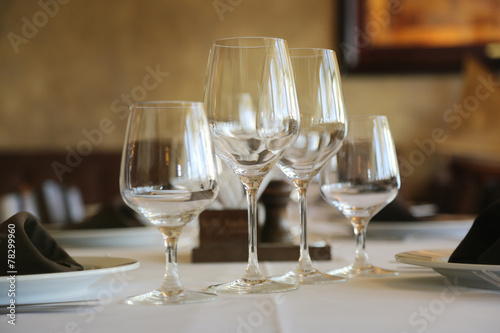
[204,37,301,294]
[273,48,347,285]
[319,115,400,277]
[120,101,219,304]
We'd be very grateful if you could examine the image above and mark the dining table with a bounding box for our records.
[2,203,500,333]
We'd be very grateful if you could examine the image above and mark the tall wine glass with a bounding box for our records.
[120,101,219,304]
[273,48,347,285]
[319,115,400,277]
[204,37,300,294]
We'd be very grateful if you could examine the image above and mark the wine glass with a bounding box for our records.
[204,37,300,294]
[120,101,219,304]
[319,115,400,277]
[273,48,347,285]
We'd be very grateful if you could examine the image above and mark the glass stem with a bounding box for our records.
[158,226,184,294]
[352,220,371,269]
[296,184,314,272]
[243,181,264,281]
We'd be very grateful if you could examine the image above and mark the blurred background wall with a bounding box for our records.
[1,0,495,207]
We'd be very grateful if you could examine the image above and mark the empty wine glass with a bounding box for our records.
[120,101,219,304]
[204,37,300,294]
[320,115,400,277]
[273,48,347,285]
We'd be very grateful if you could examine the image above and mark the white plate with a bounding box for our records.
[48,226,161,247]
[368,220,473,239]
[395,249,500,290]
[48,224,199,248]
[0,256,139,304]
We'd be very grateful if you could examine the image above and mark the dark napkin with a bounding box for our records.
[449,200,500,264]
[0,212,84,275]
[64,202,145,230]
[372,197,420,222]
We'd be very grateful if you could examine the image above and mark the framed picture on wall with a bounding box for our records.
[339,0,500,72]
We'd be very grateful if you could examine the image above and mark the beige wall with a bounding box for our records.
[0,0,467,199]
[0,0,336,150]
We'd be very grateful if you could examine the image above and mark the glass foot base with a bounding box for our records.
[123,289,218,305]
[207,277,299,294]
[327,264,399,278]
[272,269,347,285]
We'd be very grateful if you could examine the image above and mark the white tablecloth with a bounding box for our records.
[3,218,500,333]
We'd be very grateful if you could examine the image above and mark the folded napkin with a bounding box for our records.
[449,200,500,264]
[0,212,83,275]
[64,202,145,230]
